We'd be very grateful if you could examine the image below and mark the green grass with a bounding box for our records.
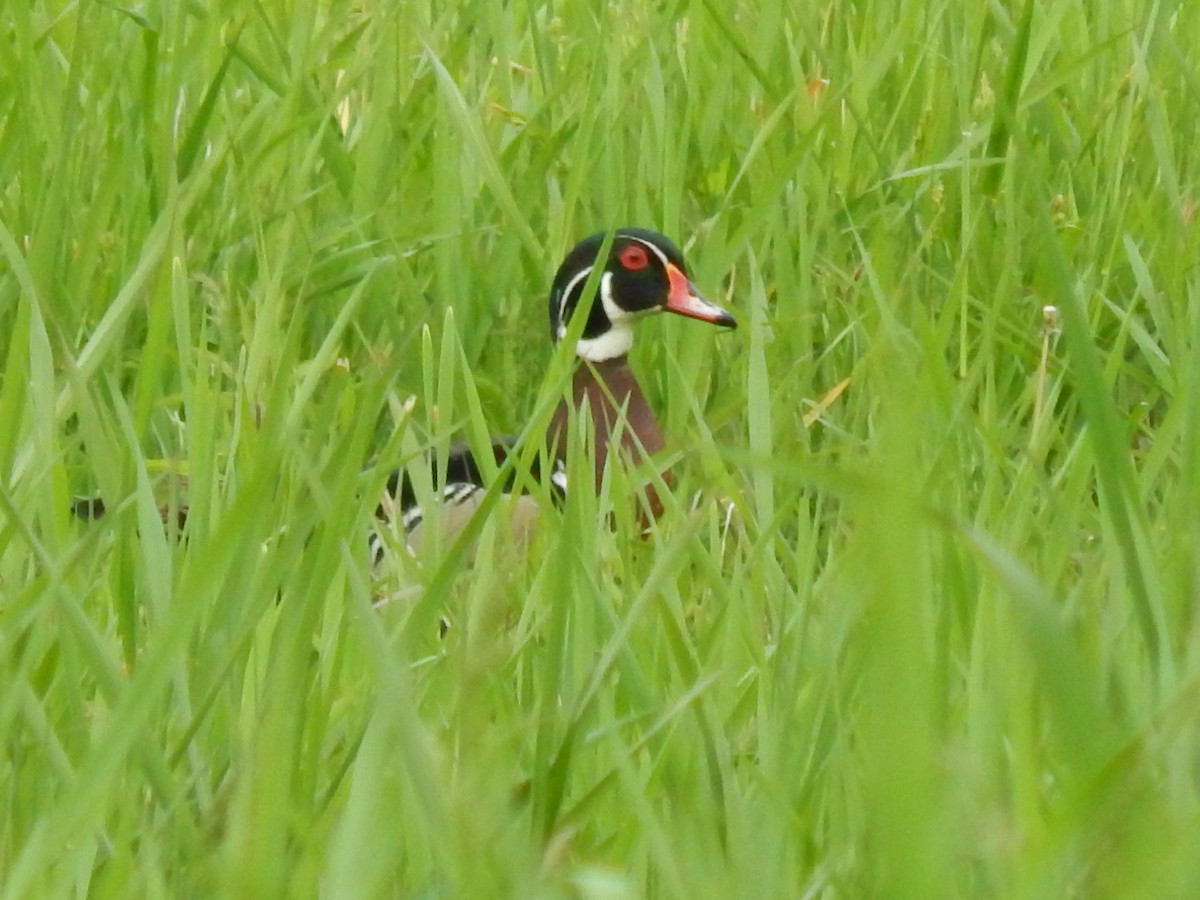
[2,0,1200,896]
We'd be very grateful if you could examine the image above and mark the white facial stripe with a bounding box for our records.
[556,263,595,338]
[598,271,624,321]
[626,234,671,269]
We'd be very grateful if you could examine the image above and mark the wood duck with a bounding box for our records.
[381,227,736,555]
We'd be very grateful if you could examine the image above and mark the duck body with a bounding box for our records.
[73,228,732,548]
[381,228,735,552]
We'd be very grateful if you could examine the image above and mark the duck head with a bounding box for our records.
[548,228,737,362]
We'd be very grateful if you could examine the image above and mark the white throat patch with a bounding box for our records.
[576,322,634,361]
[576,271,649,360]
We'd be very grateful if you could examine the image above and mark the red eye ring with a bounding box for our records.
[618,245,649,271]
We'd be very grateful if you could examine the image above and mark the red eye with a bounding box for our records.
[618,245,649,271]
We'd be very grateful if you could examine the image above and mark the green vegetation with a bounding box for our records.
[2,0,1198,896]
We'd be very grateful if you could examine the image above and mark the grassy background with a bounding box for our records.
[2,0,1199,896]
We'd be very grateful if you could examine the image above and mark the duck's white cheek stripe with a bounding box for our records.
[598,271,624,322]
[556,264,595,338]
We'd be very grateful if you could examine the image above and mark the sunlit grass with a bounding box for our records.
[2,0,1199,896]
